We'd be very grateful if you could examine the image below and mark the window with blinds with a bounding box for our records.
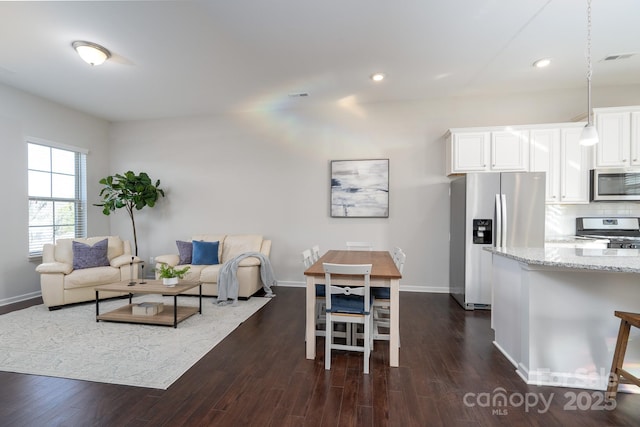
[28,141,87,257]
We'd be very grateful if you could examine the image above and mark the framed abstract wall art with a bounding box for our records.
[330,159,389,218]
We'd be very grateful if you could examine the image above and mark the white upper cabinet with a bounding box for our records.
[447,122,593,204]
[594,106,640,168]
[560,127,592,204]
[634,112,640,165]
[491,130,529,171]
[446,128,528,175]
[530,128,561,202]
[529,124,591,204]
[448,131,490,173]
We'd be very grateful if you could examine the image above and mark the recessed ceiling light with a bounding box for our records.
[370,73,385,82]
[532,58,551,68]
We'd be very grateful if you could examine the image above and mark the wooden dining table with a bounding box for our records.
[303,250,403,367]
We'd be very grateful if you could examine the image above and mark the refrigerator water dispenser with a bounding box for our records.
[472,219,492,244]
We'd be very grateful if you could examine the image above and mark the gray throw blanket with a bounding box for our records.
[216,252,276,305]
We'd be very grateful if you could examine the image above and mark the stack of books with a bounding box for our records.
[132,302,164,316]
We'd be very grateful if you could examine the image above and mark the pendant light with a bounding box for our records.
[579,0,599,146]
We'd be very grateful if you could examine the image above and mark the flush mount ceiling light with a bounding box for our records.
[579,0,599,146]
[370,72,385,82]
[72,40,111,66]
[533,58,551,68]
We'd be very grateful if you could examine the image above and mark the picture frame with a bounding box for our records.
[330,159,389,218]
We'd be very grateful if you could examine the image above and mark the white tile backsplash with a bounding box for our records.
[546,203,640,238]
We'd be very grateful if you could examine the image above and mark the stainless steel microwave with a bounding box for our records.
[591,169,640,201]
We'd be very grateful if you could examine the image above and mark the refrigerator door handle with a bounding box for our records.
[501,194,507,247]
[495,194,502,247]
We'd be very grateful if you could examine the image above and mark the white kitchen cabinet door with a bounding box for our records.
[449,132,490,173]
[490,130,529,171]
[632,112,640,166]
[595,111,630,168]
[529,129,561,202]
[560,127,591,203]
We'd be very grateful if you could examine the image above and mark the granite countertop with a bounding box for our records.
[484,247,640,273]
[545,236,609,245]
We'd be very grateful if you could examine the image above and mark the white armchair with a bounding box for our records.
[36,236,140,309]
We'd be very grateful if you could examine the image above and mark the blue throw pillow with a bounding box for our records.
[191,240,219,265]
[176,240,193,265]
[72,238,110,270]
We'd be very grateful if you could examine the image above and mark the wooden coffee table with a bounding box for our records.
[95,280,202,328]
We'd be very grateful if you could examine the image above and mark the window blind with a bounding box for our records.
[27,141,87,257]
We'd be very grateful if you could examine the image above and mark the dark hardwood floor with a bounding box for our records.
[0,287,638,426]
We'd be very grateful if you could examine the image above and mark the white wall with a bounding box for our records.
[0,83,111,305]
[109,85,640,292]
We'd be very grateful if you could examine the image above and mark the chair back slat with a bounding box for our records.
[327,285,366,296]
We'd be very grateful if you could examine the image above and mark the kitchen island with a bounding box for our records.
[486,247,640,392]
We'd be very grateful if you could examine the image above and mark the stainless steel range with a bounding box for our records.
[576,217,640,249]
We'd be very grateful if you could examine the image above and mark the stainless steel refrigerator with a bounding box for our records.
[449,172,545,310]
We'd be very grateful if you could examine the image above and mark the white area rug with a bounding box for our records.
[0,295,271,389]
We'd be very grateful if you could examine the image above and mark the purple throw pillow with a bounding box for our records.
[72,239,110,270]
[176,240,193,265]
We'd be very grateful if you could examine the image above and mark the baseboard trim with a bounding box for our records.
[401,285,449,293]
[276,281,306,288]
[0,291,42,307]
[276,281,449,293]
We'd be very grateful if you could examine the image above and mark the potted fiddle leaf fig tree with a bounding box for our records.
[94,171,165,256]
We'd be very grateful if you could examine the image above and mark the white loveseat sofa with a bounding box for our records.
[154,234,272,299]
[36,236,140,309]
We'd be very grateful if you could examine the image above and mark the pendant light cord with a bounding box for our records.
[586,0,593,126]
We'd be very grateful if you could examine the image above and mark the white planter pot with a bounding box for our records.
[163,277,178,287]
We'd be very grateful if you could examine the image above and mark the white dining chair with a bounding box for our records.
[302,249,350,343]
[324,262,374,374]
[302,249,326,337]
[394,248,406,272]
[302,249,313,269]
[346,241,373,251]
[372,248,405,342]
[311,245,321,262]
[392,246,402,261]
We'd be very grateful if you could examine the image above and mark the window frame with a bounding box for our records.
[27,137,88,258]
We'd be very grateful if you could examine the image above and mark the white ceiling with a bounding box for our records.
[0,0,639,122]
